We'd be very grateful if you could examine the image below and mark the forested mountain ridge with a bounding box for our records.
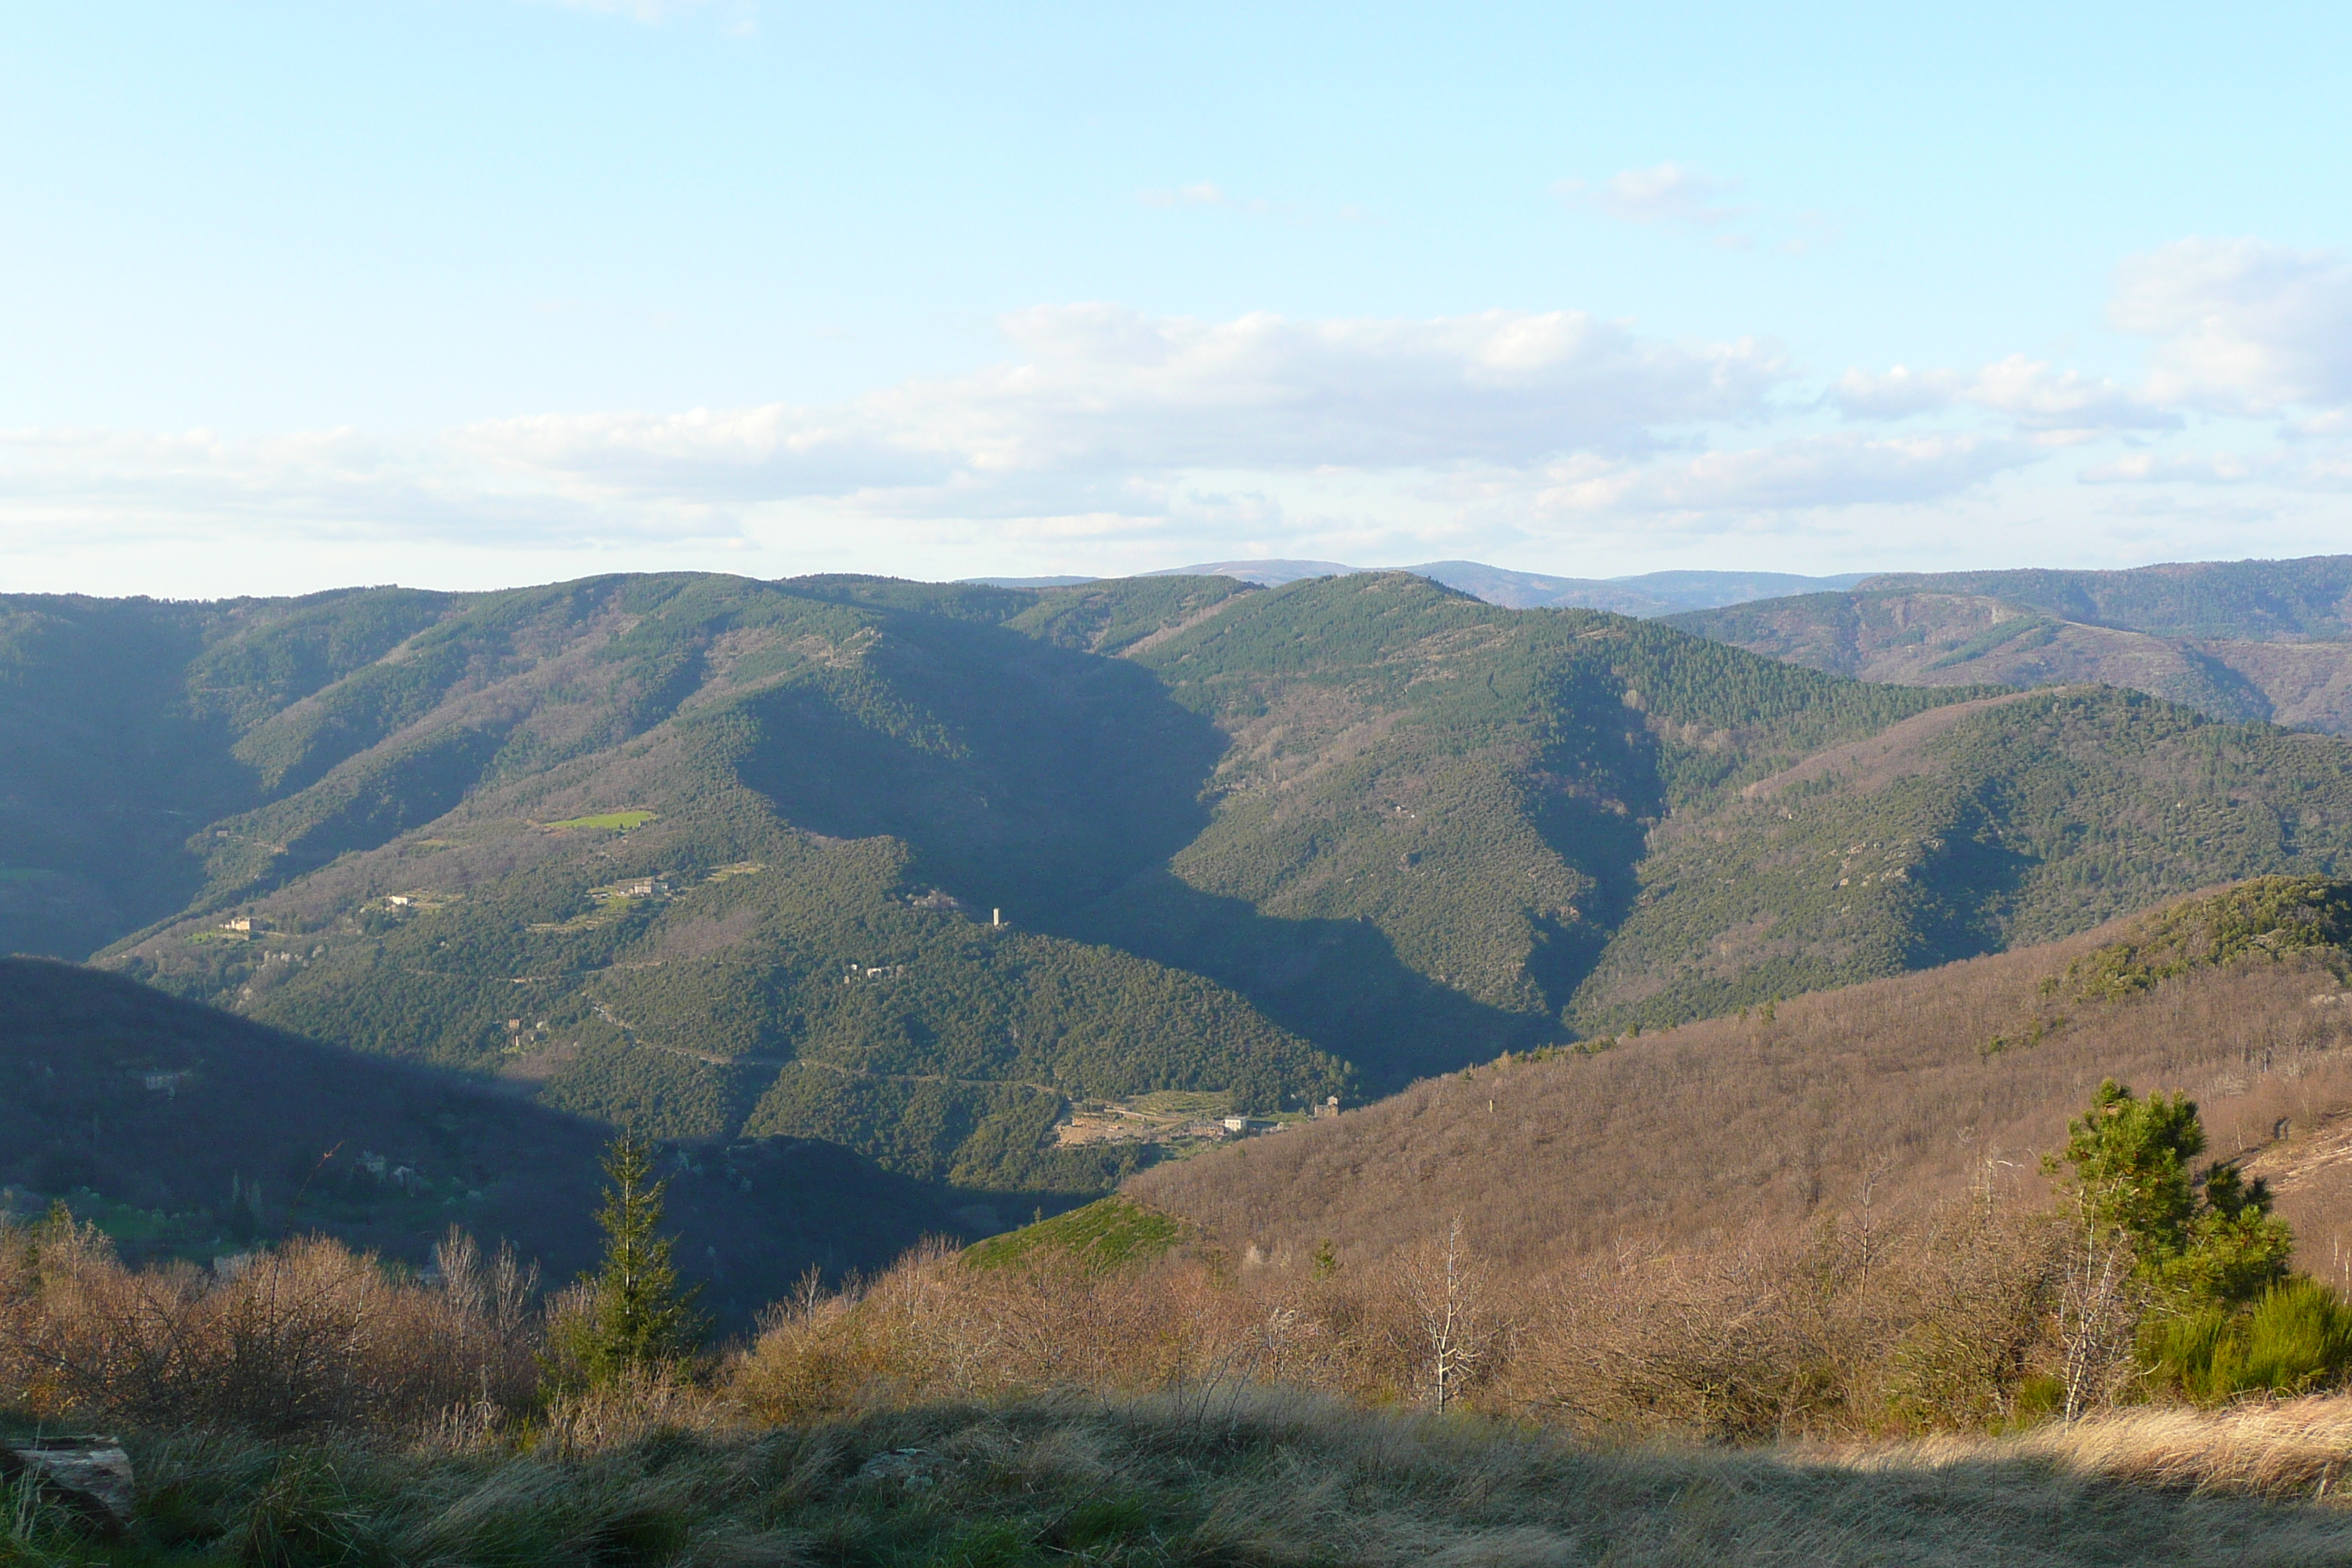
[1855,554,2352,641]
[7,568,2352,1213]
[1670,555,2352,734]
[1573,683,2352,1030]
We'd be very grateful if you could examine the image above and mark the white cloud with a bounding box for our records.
[1134,182,1371,225]
[548,0,736,18]
[540,0,757,32]
[1139,181,1240,211]
[2080,443,2352,490]
[0,423,707,547]
[2111,238,2352,412]
[0,306,1797,579]
[1556,163,1749,230]
[1531,431,2034,516]
[1831,355,2173,442]
[1134,181,1293,218]
[456,305,1791,506]
[1827,366,1964,419]
[15,260,2345,594]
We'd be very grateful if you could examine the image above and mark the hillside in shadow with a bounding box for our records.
[0,957,992,1325]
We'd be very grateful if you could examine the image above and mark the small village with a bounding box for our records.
[1053,1090,1340,1151]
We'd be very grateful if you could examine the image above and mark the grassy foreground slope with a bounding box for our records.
[25,1395,2352,1568]
[1132,877,2352,1275]
[1670,554,2352,733]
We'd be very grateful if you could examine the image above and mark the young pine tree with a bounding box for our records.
[2057,1079,2293,1308]
[2054,1079,2348,1403]
[557,1131,705,1388]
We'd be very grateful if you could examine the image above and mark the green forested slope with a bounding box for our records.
[103,573,1339,1193]
[1082,574,1972,1079]
[10,567,2352,1223]
[1573,686,2352,1029]
[1854,554,2352,641]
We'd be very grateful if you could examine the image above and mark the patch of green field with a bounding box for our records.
[541,810,657,832]
[1126,1090,1231,1118]
[524,892,644,934]
[964,1195,1189,1273]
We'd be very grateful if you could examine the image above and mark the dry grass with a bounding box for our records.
[11,1210,2352,1562]
[34,1387,2352,1567]
[1843,1397,2352,1501]
[728,1191,2082,1444]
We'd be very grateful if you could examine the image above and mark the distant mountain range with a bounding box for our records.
[977,554,2352,733]
[967,561,1872,615]
[7,563,2352,1280]
[1671,554,2352,734]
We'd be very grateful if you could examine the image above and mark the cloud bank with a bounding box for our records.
[8,237,2352,592]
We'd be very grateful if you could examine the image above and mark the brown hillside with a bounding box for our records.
[1672,589,2352,733]
[1130,887,2352,1275]
[1732,689,2039,802]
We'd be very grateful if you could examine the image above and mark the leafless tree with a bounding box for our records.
[1398,1218,1488,1413]
[2057,1196,2143,1423]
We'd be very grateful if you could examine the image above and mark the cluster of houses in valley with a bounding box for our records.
[1056,1095,1342,1150]
[354,1150,426,1194]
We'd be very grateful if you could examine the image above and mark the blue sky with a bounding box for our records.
[5,1,2349,595]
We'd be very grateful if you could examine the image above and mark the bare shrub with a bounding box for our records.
[724,1192,2081,1443]
[0,1219,540,1436]
[532,1368,744,1460]
[1130,935,2352,1287]
[1505,1201,2065,1440]
[2055,1201,2147,1421]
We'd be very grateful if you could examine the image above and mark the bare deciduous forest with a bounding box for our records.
[1134,896,2352,1279]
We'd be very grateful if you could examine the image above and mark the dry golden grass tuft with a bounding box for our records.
[68,1387,2352,1567]
[1858,1397,2352,1501]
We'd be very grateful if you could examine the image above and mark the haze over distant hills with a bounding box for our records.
[979,551,2352,733]
[1672,554,2352,734]
[6,562,2352,1273]
[969,560,1872,615]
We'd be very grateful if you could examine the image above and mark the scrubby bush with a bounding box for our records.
[2152,1277,2352,1404]
[0,1217,538,1436]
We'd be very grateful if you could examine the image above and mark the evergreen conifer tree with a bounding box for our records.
[565,1131,704,1387]
[2058,1079,2293,1308]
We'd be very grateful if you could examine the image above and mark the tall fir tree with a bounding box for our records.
[569,1130,704,1387]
